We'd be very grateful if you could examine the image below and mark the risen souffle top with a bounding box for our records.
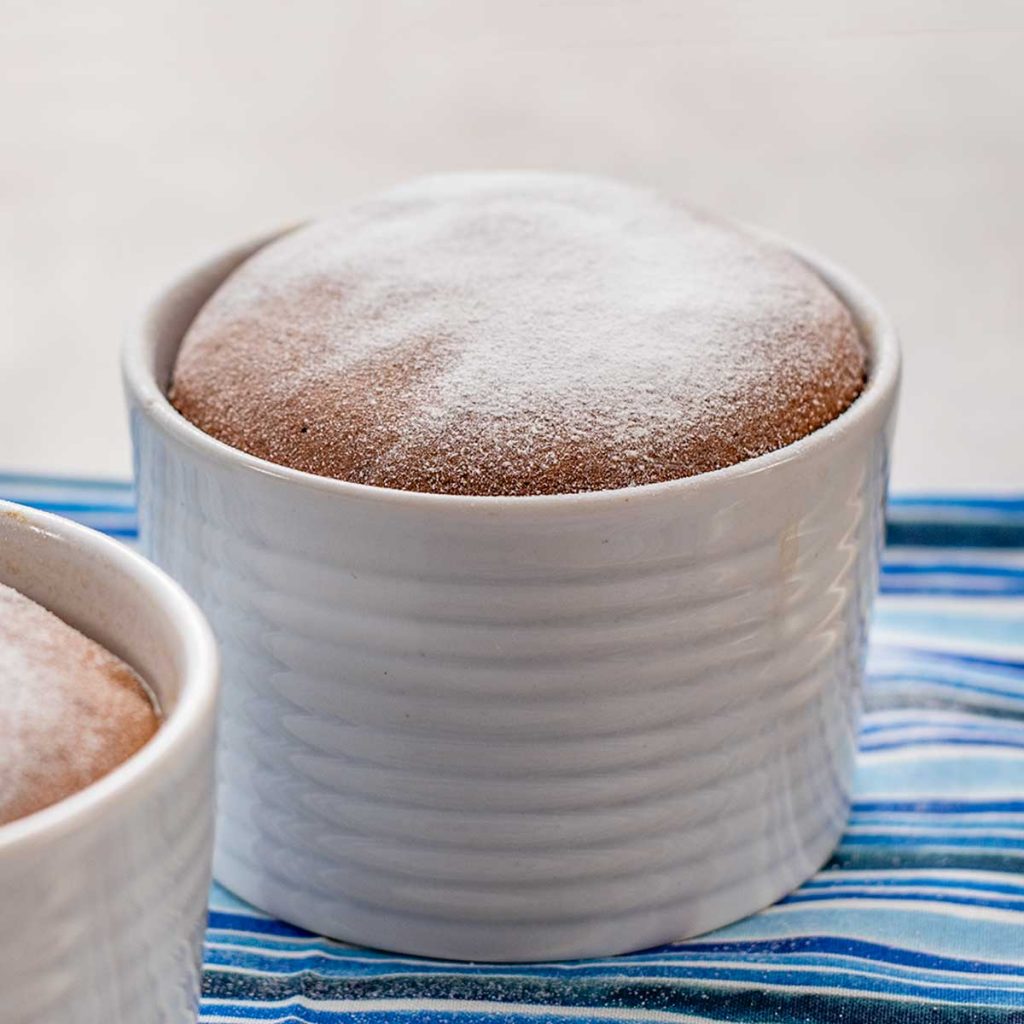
[169,173,866,497]
[0,582,159,826]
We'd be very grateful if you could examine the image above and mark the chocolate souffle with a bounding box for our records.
[0,583,159,826]
[169,174,866,497]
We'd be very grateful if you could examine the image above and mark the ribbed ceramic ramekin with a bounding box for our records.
[0,501,219,1023]
[124,229,899,962]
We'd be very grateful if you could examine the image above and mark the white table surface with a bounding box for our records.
[2,0,1021,492]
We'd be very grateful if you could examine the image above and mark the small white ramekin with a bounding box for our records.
[0,501,219,1023]
[124,229,899,962]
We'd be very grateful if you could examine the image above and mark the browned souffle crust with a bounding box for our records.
[0,582,160,826]
[170,173,866,497]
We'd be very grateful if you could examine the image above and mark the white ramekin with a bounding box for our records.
[124,229,899,962]
[0,501,219,1023]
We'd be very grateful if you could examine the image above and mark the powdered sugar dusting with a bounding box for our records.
[0,582,159,825]
[171,173,865,495]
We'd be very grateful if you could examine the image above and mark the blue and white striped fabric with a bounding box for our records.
[4,472,1023,1023]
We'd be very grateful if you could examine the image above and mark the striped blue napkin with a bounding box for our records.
[4,473,1023,1023]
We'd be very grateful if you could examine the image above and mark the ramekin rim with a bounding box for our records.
[122,225,901,510]
[0,500,219,853]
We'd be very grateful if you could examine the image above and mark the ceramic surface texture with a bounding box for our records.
[0,501,219,1023]
[124,229,900,961]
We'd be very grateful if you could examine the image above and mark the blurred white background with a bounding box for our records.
[2,0,1021,490]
